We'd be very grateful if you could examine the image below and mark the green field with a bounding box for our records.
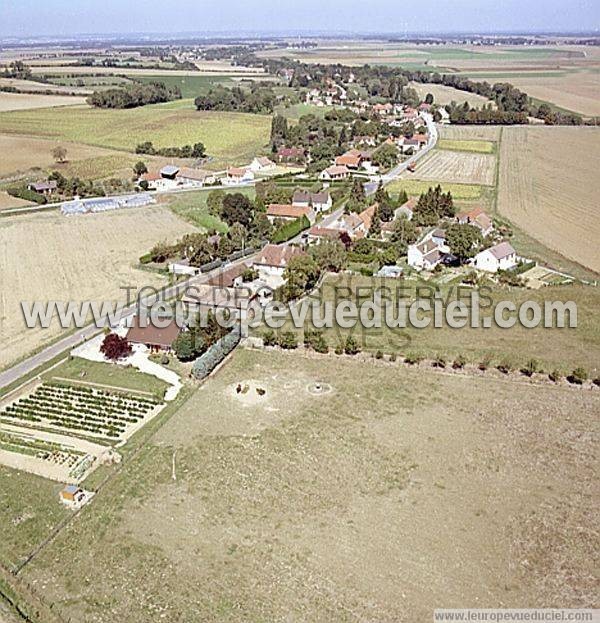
[165,188,257,232]
[42,358,169,399]
[0,105,271,166]
[387,179,483,200]
[437,139,495,154]
[134,74,235,99]
[261,275,600,372]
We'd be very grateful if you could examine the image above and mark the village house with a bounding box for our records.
[168,258,200,277]
[329,204,376,240]
[292,189,332,213]
[306,225,344,245]
[276,146,306,164]
[397,137,420,154]
[266,203,314,224]
[394,197,417,221]
[28,180,57,196]
[126,316,182,352]
[253,243,305,288]
[223,167,255,185]
[176,167,215,188]
[457,206,494,237]
[319,164,350,182]
[249,156,276,173]
[473,241,518,273]
[407,238,446,271]
[335,149,363,170]
[140,171,173,191]
[372,102,393,117]
[181,283,258,325]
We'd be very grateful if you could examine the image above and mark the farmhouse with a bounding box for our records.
[457,206,494,237]
[319,165,350,181]
[266,204,314,224]
[473,241,517,273]
[126,316,182,352]
[224,167,254,185]
[206,263,250,288]
[160,165,180,180]
[28,180,57,195]
[335,149,363,170]
[140,171,173,191]
[249,156,276,173]
[307,225,343,244]
[292,189,332,213]
[253,243,305,287]
[177,168,215,187]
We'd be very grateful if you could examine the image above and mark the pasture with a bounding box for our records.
[409,149,496,185]
[15,348,599,621]
[497,126,600,274]
[0,206,196,370]
[0,105,271,167]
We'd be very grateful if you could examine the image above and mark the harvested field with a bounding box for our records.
[0,92,87,112]
[18,348,600,621]
[0,192,32,210]
[0,106,270,167]
[497,126,600,274]
[439,125,501,142]
[0,77,90,95]
[0,206,196,370]
[409,149,496,185]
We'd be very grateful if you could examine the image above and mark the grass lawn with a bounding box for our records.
[259,275,600,373]
[165,187,255,232]
[42,358,169,399]
[387,179,483,201]
[0,466,67,569]
[437,139,495,154]
[0,105,271,167]
[134,74,235,99]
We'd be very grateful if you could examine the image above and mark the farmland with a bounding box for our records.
[439,125,502,142]
[0,92,87,112]
[408,149,496,185]
[497,126,600,274]
[408,81,491,108]
[0,206,196,370]
[12,348,598,621]
[387,178,483,201]
[437,138,495,153]
[0,104,271,167]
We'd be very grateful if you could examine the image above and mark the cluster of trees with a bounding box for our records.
[412,185,454,226]
[87,81,181,108]
[172,313,227,362]
[135,140,206,158]
[446,102,528,125]
[194,84,276,114]
[2,60,32,80]
[445,223,484,262]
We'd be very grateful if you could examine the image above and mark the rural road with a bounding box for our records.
[0,254,256,390]
[365,112,438,195]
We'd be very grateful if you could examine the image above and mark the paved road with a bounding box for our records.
[0,254,256,390]
[365,113,438,195]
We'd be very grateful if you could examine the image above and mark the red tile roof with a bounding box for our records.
[266,204,311,219]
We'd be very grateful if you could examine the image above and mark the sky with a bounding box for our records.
[1,0,599,38]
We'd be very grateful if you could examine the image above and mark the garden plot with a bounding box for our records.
[0,382,165,481]
[411,149,496,186]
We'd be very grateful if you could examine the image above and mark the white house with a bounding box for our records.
[319,165,350,181]
[292,189,332,213]
[265,204,314,224]
[249,156,276,173]
[223,167,255,186]
[473,241,517,273]
[407,239,445,270]
[394,198,416,221]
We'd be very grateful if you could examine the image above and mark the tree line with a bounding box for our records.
[87,81,181,109]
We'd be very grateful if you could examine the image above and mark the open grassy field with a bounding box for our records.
[497,126,600,274]
[437,138,495,153]
[268,274,600,373]
[0,92,87,112]
[439,125,502,142]
[12,347,598,621]
[0,104,271,167]
[0,206,196,370]
[409,149,496,186]
[388,178,484,200]
[165,187,254,232]
[408,81,491,108]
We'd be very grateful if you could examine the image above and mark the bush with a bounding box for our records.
[389,353,397,362]
[452,355,466,369]
[568,367,587,385]
[375,350,383,360]
[344,336,360,355]
[549,369,562,383]
[278,331,298,350]
[478,355,492,371]
[521,358,540,377]
[404,352,423,365]
[100,333,131,361]
[432,354,446,369]
[139,253,153,265]
[334,345,344,355]
[262,330,277,347]
[496,359,513,374]
[7,185,47,205]
[593,377,600,388]
[271,215,310,244]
